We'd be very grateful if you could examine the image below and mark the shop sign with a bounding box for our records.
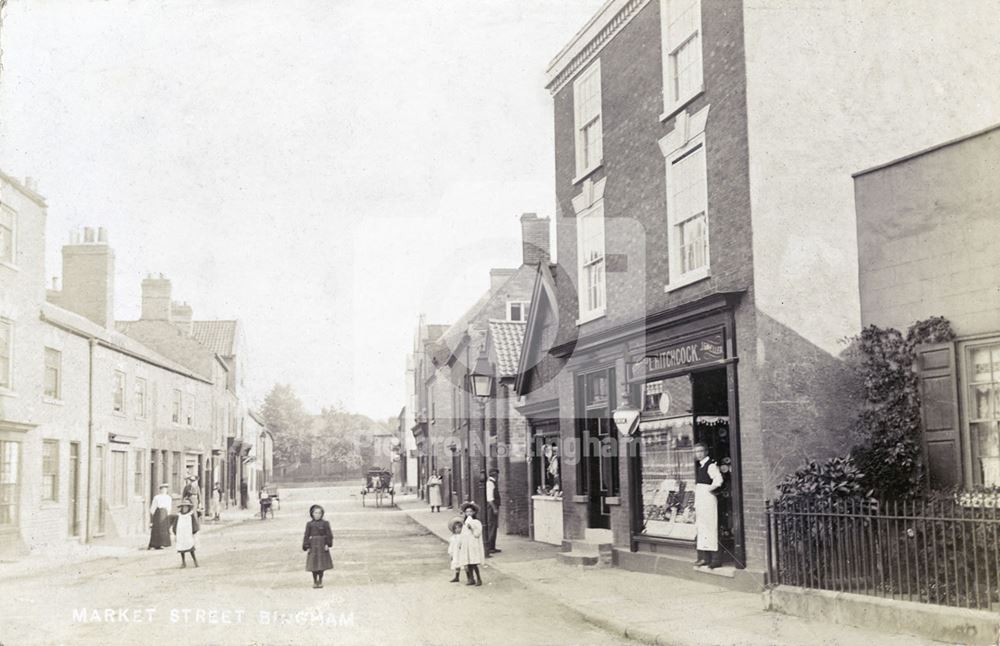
[630,331,725,379]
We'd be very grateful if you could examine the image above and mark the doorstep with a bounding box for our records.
[613,547,764,593]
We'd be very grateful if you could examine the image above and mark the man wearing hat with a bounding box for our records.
[485,468,501,555]
[170,498,200,568]
[182,475,203,519]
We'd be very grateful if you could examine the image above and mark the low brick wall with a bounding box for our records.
[765,585,1000,646]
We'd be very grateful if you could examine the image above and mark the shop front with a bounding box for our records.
[624,304,745,569]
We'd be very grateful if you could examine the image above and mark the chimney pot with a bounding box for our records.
[98,227,108,243]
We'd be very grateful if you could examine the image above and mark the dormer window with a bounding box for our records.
[507,301,529,322]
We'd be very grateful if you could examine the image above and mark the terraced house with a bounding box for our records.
[516,0,1000,588]
[0,170,262,558]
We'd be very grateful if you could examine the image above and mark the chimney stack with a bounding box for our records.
[171,301,193,336]
[60,227,115,328]
[141,274,173,321]
[520,213,551,266]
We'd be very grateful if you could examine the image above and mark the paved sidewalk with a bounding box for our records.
[398,500,946,646]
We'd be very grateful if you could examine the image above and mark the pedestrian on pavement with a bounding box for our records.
[447,517,464,582]
[427,470,443,513]
[485,467,501,556]
[693,442,724,569]
[170,499,200,568]
[259,486,272,520]
[303,504,333,588]
[240,479,248,510]
[457,501,484,586]
[148,484,172,549]
[212,482,222,521]
[183,475,202,519]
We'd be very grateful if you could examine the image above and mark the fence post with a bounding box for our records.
[765,500,774,588]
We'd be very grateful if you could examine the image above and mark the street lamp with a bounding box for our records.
[470,347,495,551]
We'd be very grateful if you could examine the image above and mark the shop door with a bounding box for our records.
[692,369,736,563]
[69,443,80,536]
[579,369,617,529]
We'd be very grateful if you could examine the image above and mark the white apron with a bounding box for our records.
[175,513,196,552]
[694,483,718,551]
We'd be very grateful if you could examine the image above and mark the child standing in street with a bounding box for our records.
[447,517,463,582]
[303,504,333,588]
[170,499,199,568]
[457,501,484,586]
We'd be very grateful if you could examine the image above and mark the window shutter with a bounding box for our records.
[916,342,962,489]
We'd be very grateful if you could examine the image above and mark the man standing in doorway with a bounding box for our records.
[693,443,723,569]
[485,468,501,556]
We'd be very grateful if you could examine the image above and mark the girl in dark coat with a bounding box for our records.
[303,504,333,588]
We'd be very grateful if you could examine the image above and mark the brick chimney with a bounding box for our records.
[171,301,193,335]
[141,274,173,321]
[520,212,550,266]
[59,227,115,328]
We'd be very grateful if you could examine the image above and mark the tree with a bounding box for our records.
[261,384,311,471]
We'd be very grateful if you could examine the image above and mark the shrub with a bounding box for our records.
[775,455,873,507]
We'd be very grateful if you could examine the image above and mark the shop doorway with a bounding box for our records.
[691,369,735,564]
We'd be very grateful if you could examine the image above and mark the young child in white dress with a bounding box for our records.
[447,517,463,582]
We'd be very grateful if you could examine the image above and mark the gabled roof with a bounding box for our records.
[487,319,527,379]
[191,320,238,356]
[115,319,219,377]
[514,263,559,395]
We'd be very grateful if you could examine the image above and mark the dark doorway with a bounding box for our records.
[578,368,618,530]
[691,369,735,564]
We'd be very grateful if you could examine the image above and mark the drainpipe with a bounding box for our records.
[84,337,96,543]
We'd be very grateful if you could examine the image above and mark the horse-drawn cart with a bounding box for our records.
[360,468,394,507]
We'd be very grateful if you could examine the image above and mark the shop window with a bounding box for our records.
[532,427,561,496]
[965,340,1000,486]
[42,440,59,502]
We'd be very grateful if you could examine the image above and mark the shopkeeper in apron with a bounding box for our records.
[693,442,724,569]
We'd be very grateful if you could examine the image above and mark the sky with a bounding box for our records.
[0,0,606,420]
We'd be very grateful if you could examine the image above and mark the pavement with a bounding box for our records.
[397,496,950,646]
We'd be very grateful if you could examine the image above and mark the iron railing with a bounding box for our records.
[766,498,1000,610]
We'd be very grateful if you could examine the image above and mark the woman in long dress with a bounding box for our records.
[148,484,172,549]
[427,471,443,512]
[303,504,333,588]
[456,501,484,586]
[169,499,199,567]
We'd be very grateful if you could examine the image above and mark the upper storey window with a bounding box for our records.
[573,60,603,179]
[660,0,703,117]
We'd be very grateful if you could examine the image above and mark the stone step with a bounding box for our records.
[555,551,599,567]
[566,540,612,556]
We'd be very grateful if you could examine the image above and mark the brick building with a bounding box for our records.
[516,0,1000,587]
[411,213,549,540]
[855,124,1000,492]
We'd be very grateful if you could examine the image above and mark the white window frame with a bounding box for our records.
[172,389,183,424]
[44,347,62,401]
[659,0,704,120]
[0,319,12,391]
[958,336,1000,488]
[41,439,59,503]
[665,133,710,289]
[0,204,16,268]
[573,60,603,182]
[134,377,147,419]
[507,301,530,322]
[112,370,126,415]
[576,201,607,324]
